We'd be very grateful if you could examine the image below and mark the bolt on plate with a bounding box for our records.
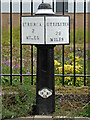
[38,88,52,98]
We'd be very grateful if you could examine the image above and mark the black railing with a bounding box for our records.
[74,1,76,86]
[10,2,12,85]
[1,0,90,86]
[84,1,86,86]
[20,1,22,85]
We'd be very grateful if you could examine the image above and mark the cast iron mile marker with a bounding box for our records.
[21,3,70,114]
[22,16,70,44]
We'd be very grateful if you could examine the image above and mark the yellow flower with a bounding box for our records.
[65,77,71,80]
[75,57,79,62]
[57,67,62,73]
[77,78,81,81]
[54,60,60,66]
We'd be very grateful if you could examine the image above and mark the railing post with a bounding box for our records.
[20,1,22,84]
[10,1,12,85]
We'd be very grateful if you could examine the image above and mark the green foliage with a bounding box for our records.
[2,107,16,120]
[54,54,88,86]
[80,104,90,117]
[2,83,36,119]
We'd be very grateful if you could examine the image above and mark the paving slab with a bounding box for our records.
[4,116,90,120]
[34,115,53,120]
[53,116,90,120]
[5,116,34,120]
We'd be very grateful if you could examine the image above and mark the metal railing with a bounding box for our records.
[0,0,90,86]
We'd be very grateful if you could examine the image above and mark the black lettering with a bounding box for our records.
[23,22,27,27]
[26,36,28,39]
[39,23,42,26]
[32,29,34,33]
[50,38,53,41]
[28,23,29,26]
[53,23,55,26]
[34,23,36,26]
[34,36,36,40]
[50,23,52,26]
[62,38,64,41]
[37,36,39,40]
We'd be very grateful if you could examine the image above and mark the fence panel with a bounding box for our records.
[1,0,90,86]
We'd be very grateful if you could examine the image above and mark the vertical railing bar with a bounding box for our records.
[52,0,54,12]
[62,0,64,86]
[84,1,86,86]
[74,0,76,86]
[20,1,22,84]
[10,1,12,85]
[31,0,33,85]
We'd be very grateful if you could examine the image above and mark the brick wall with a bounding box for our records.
[1,13,89,29]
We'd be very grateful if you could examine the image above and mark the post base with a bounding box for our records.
[36,45,55,115]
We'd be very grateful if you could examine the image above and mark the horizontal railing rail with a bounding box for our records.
[1,0,89,86]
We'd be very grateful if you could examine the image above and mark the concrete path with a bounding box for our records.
[5,116,90,120]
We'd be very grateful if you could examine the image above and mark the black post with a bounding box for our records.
[36,45,55,114]
[36,3,55,115]
[35,3,55,115]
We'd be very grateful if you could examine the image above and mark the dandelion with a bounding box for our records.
[75,57,79,62]
[65,77,71,80]
[57,67,62,73]
[54,60,60,66]
[77,78,81,81]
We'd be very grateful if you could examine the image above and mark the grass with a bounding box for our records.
[2,84,36,119]
[55,86,89,95]
[1,85,89,119]
[54,98,90,118]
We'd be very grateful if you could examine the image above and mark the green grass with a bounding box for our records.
[2,84,36,119]
[2,85,89,119]
[55,86,89,95]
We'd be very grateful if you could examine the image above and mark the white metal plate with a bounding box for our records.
[38,88,52,98]
[22,16,70,45]
[46,16,69,44]
[22,17,44,44]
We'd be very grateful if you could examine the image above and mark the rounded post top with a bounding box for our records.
[38,3,52,9]
[35,3,55,15]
